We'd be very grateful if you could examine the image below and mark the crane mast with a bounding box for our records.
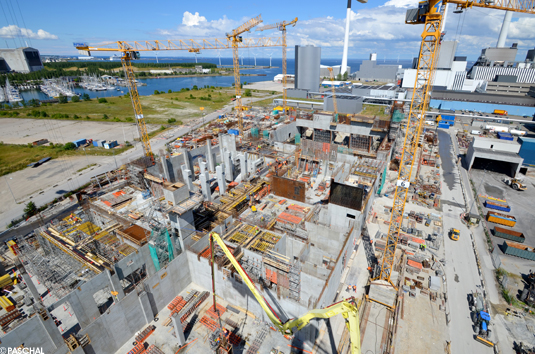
[226,15,264,136]
[379,0,535,283]
[256,18,298,115]
[120,50,153,161]
[328,67,339,120]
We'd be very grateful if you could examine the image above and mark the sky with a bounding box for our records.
[1,0,535,60]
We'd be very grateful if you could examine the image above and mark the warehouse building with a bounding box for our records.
[465,136,523,177]
[0,47,43,73]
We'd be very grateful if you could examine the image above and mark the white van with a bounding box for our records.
[471,130,482,135]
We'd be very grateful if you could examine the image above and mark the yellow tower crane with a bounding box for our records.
[327,67,339,121]
[74,16,280,158]
[226,15,264,136]
[378,0,535,284]
[256,17,298,115]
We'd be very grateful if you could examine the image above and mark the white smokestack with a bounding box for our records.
[341,0,352,76]
[341,0,367,76]
[497,11,513,48]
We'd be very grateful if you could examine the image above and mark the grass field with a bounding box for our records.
[2,88,236,125]
[361,104,389,118]
[0,143,131,176]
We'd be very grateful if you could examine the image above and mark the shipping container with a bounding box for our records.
[484,200,511,212]
[72,138,87,147]
[93,140,100,147]
[494,226,525,243]
[518,137,535,166]
[502,241,535,261]
[438,123,450,129]
[100,140,107,147]
[497,132,513,141]
[487,211,517,227]
[493,109,508,115]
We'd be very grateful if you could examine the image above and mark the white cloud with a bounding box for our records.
[182,11,207,26]
[153,6,535,59]
[0,25,58,40]
[156,11,237,38]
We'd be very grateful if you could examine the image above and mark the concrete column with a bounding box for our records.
[216,165,227,196]
[181,165,193,191]
[224,150,233,182]
[199,159,207,175]
[180,148,191,172]
[171,312,186,345]
[38,308,65,348]
[161,154,170,181]
[20,271,41,306]
[239,153,248,180]
[200,172,211,202]
[138,291,155,325]
[106,270,125,301]
[206,139,215,171]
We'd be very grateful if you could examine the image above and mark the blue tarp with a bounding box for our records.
[497,132,513,141]
[480,311,491,321]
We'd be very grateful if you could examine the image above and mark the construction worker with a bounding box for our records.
[353,285,356,293]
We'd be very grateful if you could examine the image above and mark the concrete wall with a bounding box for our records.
[78,251,192,354]
[286,88,309,99]
[270,122,299,142]
[0,311,66,353]
[471,137,520,153]
[0,47,43,73]
[297,114,372,136]
[323,96,364,115]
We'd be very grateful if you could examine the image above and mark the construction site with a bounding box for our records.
[0,86,456,354]
[3,1,535,354]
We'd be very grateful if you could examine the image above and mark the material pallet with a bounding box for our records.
[135,325,156,343]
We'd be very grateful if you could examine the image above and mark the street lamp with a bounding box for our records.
[4,176,16,203]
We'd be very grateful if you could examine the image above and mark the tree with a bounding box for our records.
[63,142,76,150]
[244,89,252,97]
[71,95,80,103]
[58,95,68,104]
[82,93,91,101]
[154,90,160,95]
[168,118,176,123]
[168,89,172,93]
[24,201,37,217]
[102,114,109,119]
[192,85,198,90]
[98,98,108,103]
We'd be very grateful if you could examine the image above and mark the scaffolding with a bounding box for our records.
[148,228,175,272]
[18,233,96,300]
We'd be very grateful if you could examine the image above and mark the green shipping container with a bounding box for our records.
[502,241,535,261]
[494,226,525,243]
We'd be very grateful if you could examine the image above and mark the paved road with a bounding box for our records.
[438,130,494,354]
[0,94,280,232]
[447,129,511,353]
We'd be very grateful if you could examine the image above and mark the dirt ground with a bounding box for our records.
[0,118,159,145]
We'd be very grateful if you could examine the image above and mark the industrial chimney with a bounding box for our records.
[341,0,367,76]
[497,11,513,47]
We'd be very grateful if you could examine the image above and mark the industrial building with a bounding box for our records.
[0,47,43,73]
[466,134,524,177]
[294,45,321,91]
[353,53,402,82]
